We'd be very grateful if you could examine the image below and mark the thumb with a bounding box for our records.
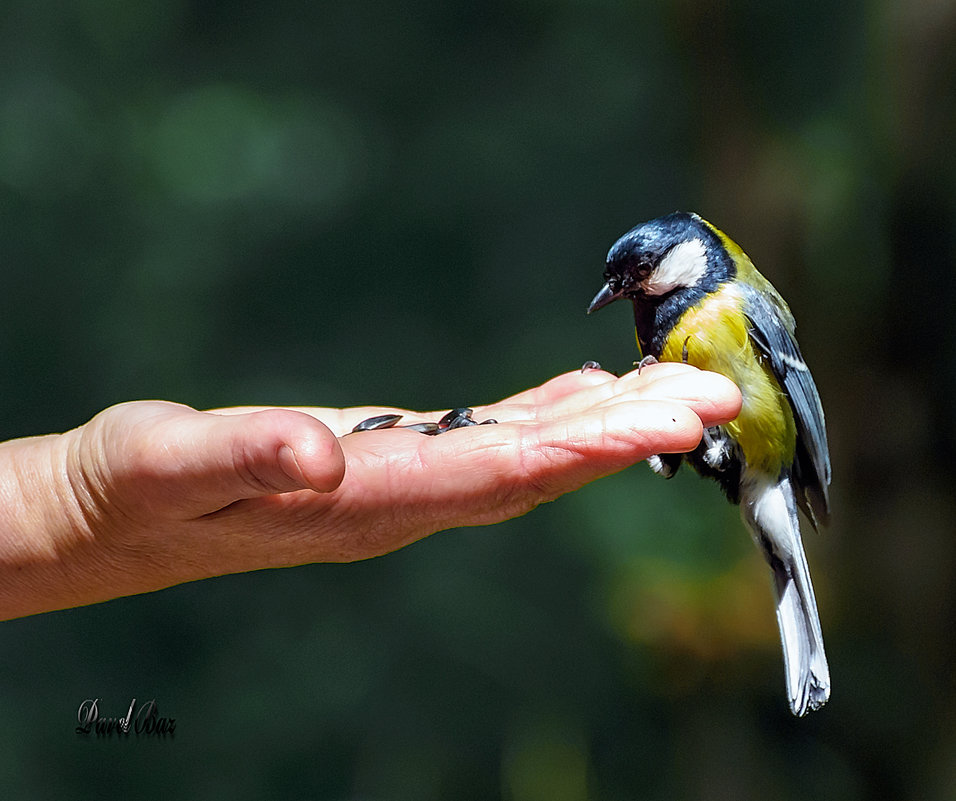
[86,403,346,520]
[210,407,348,495]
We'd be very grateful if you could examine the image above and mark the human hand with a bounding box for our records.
[0,364,740,618]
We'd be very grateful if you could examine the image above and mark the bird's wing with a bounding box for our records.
[740,283,831,527]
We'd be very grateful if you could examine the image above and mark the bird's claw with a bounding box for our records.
[635,355,659,374]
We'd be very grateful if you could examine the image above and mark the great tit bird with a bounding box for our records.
[587,211,831,716]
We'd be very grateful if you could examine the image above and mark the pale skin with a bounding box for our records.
[0,364,741,620]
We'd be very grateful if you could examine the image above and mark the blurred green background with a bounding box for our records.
[1,0,954,798]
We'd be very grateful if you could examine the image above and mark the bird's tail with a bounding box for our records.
[741,474,830,716]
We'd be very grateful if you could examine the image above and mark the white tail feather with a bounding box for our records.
[742,474,830,716]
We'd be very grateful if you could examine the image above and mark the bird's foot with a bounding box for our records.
[635,355,659,374]
[646,454,679,478]
[701,427,732,470]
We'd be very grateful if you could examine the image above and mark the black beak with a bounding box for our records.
[587,281,621,314]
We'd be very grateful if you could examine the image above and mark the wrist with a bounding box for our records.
[0,430,92,618]
[0,422,182,619]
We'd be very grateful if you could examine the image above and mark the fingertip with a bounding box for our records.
[656,403,705,453]
[283,427,346,492]
[621,366,742,426]
[606,400,703,451]
[260,410,345,493]
[692,371,743,425]
[228,409,345,495]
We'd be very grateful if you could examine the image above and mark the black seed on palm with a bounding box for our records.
[438,407,473,428]
[351,414,403,433]
[403,422,441,434]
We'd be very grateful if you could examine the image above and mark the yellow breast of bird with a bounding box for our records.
[658,282,796,474]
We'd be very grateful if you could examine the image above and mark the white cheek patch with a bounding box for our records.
[642,238,708,296]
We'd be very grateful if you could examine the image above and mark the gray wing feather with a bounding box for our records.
[740,284,831,527]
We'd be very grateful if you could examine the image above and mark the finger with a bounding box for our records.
[486,363,740,425]
[499,369,616,406]
[111,405,347,518]
[335,371,623,430]
[340,372,625,431]
[487,368,619,408]
[336,397,705,524]
[201,408,346,496]
[483,364,674,421]
[620,366,742,427]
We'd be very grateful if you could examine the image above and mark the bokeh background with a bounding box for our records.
[1,0,955,798]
